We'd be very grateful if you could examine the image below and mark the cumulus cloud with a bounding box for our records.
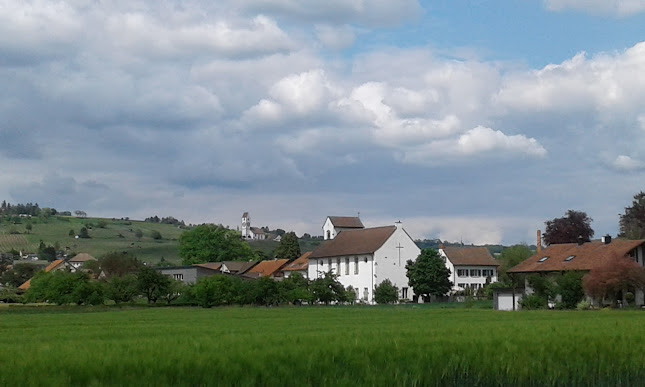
[612,155,645,171]
[315,24,356,50]
[544,0,645,16]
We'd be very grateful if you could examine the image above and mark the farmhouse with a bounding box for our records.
[508,237,645,306]
[18,259,72,291]
[322,216,364,240]
[281,251,310,279]
[309,221,420,303]
[244,259,289,280]
[438,246,499,294]
[69,253,97,270]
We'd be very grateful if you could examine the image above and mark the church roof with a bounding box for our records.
[327,216,364,229]
[508,239,645,273]
[250,227,265,234]
[441,247,499,267]
[310,226,396,258]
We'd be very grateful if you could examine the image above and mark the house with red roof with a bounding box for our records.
[281,252,310,279]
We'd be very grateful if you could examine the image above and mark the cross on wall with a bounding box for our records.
[396,242,404,266]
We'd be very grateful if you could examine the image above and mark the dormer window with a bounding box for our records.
[564,255,575,262]
[538,256,549,262]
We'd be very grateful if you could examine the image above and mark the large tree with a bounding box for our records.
[179,224,257,265]
[405,249,452,301]
[273,231,301,260]
[543,210,594,246]
[497,245,533,285]
[583,256,645,306]
[619,191,645,239]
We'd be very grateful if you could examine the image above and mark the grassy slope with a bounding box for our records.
[0,217,184,264]
[0,306,644,386]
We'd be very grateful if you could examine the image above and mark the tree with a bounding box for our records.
[280,272,312,305]
[374,279,399,304]
[543,210,594,245]
[78,227,90,239]
[134,229,143,240]
[25,223,32,234]
[99,252,142,278]
[555,271,585,309]
[136,266,171,304]
[25,271,104,305]
[150,230,162,240]
[178,224,257,265]
[406,249,452,302]
[583,256,645,306]
[159,280,185,305]
[1,263,39,287]
[191,275,238,307]
[619,191,645,239]
[105,274,139,304]
[274,232,301,260]
[310,271,346,304]
[497,245,533,285]
[69,229,75,237]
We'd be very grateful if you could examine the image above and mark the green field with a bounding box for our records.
[0,306,643,386]
[0,217,185,264]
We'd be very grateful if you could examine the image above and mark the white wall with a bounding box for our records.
[373,225,421,301]
[439,249,498,293]
[322,217,335,240]
[308,254,375,302]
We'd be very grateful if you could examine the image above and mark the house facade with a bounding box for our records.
[322,216,364,240]
[157,265,221,284]
[309,222,420,303]
[508,237,645,306]
[438,246,499,294]
[69,253,97,270]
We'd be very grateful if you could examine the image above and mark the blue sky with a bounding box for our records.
[1,0,645,245]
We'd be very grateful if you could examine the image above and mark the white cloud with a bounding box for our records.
[315,24,356,50]
[544,0,645,16]
[612,155,645,171]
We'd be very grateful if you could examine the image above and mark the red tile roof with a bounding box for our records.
[282,252,310,271]
[442,247,499,267]
[310,226,396,258]
[17,260,66,290]
[328,216,364,228]
[245,259,289,277]
[508,239,645,273]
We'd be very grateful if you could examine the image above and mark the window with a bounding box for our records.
[469,269,481,277]
[326,230,330,239]
[336,258,341,274]
[328,258,332,271]
[482,269,494,277]
[354,256,359,274]
[173,274,183,281]
[458,283,466,289]
[345,257,350,275]
[457,269,467,277]
[538,256,549,262]
[564,255,575,262]
[363,287,369,301]
[402,287,408,299]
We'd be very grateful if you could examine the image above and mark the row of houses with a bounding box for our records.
[159,216,500,304]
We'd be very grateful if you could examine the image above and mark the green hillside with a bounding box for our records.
[0,216,184,264]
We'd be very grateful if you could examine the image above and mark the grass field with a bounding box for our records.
[0,216,184,264]
[0,306,644,386]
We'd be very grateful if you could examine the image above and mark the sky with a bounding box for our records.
[1,0,645,245]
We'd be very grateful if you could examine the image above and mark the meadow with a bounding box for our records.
[0,216,185,264]
[0,306,643,386]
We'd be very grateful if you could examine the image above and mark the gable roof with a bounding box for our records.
[193,262,222,271]
[508,239,645,273]
[221,261,257,274]
[310,226,396,258]
[282,252,310,271]
[250,227,265,235]
[327,216,364,229]
[69,253,97,262]
[18,259,67,291]
[442,247,499,267]
[245,259,289,277]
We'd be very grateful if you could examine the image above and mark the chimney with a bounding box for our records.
[577,235,584,246]
[536,230,542,253]
[602,234,612,244]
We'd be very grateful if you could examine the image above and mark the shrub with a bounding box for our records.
[519,294,548,310]
[555,272,585,309]
[150,230,162,240]
[576,299,591,310]
[374,279,399,304]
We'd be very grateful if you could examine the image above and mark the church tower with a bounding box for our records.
[241,212,250,239]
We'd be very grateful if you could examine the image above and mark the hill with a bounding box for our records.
[0,216,185,264]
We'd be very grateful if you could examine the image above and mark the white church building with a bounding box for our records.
[241,212,266,240]
[322,216,364,240]
[309,221,420,303]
